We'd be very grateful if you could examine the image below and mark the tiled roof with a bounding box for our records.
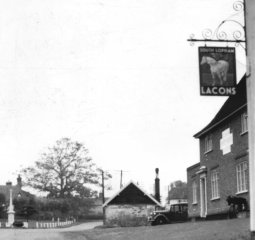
[194,75,247,138]
[0,185,32,202]
[103,181,163,208]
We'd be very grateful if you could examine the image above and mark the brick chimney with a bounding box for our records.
[6,181,12,186]
[17,175,22,188]
[154,168,160,202]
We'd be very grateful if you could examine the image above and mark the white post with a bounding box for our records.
[7,189,15,227]
[245,1,255,239]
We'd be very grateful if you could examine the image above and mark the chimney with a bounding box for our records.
[17,175,22,188]
[99,192,103,199]
[6,181,12,186]
[154,168,160,202]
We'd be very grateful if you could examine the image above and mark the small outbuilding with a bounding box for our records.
[103,181,162,227]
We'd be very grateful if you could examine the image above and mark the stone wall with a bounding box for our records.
[187,163,200,218]
[105,204,155,227]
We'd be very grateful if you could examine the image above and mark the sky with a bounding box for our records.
[0,0,246,202]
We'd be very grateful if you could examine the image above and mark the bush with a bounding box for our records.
[13,221,24,227]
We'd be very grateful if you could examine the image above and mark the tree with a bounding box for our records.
[21,138,104,198]
[0,193,6,218]
[20,205,38,221]
[166,180,187,202]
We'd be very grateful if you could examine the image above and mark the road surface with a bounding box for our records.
[0,221,102,240]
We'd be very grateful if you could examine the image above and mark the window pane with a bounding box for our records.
[205,135,213,152]
[211,170,219,198]
[236,162,248,193]
[192,181,197,203]
[241,113,248,133]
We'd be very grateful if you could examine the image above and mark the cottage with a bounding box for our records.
[0,175,32,203]
[187,76,249,220]
[103,181,162,227]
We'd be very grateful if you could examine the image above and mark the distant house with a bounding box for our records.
[0,175,32,203]
[103,181,162,227]
[187,76,249,220]
[167,181,188,206]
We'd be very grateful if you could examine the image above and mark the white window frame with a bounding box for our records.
[192,181,197,204]
[211,169,220,200]
[241,112,248,134]
[236,161,248,194]
[204,134,213,153]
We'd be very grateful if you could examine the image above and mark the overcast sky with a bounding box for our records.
[0,0,246,201]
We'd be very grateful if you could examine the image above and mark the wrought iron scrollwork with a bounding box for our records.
[188,1,246,48]
[233,1,244,12]
[202,29,213,40]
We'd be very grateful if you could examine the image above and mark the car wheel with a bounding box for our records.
[155,217,166,225]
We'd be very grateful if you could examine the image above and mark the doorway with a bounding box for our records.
[200,176,207,218]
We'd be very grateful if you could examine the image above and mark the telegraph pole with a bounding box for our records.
[120,170,123,189]
[101,170,105,225]
[244,1,255,239]
[101,170,105,203]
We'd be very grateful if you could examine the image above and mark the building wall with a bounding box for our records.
[187,163,200,218]
[105,204,155,227]
[187,109,249,218]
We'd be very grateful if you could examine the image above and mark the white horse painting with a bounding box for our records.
[200,56,229,86]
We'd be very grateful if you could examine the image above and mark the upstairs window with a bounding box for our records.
[236,161,248,193]
[211,169,220,199]
[241,112,248,134]
[205,134,213,153]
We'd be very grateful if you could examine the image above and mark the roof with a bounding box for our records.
[0,185,32,202]
[186,162,200,171]
[194,75,247,138]
[103,181,163,208]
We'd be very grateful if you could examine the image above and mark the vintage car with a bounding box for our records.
[148,203,188,225]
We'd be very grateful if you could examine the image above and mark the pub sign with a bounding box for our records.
[199,47,237,96]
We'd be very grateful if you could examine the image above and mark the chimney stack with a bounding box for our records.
[6,181,12,186]
[154,168,160,202]
[17,175,22,188]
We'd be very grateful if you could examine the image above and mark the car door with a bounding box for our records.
[170,205,181,222]
[179,204,188,221]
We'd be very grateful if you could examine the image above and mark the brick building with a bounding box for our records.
[187,76,249,219]
[0,175,32,202]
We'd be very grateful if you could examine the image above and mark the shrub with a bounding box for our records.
[13,221,24,227]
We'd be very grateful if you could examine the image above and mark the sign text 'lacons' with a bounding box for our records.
[201,86,236,96]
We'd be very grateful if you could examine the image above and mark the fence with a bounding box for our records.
[35,219,75,228]
[0,219,76,228]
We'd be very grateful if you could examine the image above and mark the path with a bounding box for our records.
[0,221,102,240]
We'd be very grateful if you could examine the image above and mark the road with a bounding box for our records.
[0,221,102,240]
